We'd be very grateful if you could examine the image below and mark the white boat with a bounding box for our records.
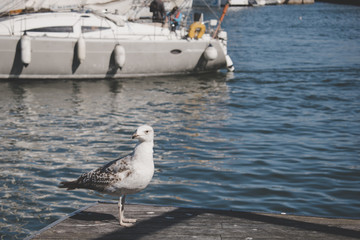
[249,0,283,6]
[0,0,234,79]
[229,0,250,6]
[219,0,282,6]
[214,0,250,7]
[0,0,194,21]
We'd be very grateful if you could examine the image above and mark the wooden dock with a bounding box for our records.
[28,202,360,240]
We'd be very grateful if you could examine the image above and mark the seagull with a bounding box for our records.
[59,125,155,227]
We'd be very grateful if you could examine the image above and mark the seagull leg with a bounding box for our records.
[121,195,137,224]
[118,195,133,227]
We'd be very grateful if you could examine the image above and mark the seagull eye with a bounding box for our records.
[145,130,149,134]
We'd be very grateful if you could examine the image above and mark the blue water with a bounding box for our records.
[1,2,360,239]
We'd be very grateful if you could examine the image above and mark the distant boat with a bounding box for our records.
[218,0,283,6]
[229,0,250,6]
[213,0,249,7]
[0,0,234,79]
[250,0,283,6]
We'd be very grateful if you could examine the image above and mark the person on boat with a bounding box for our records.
[150,0,166,24]
[167,6,182,32]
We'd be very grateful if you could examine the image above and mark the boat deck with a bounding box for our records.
[28,202,360,239]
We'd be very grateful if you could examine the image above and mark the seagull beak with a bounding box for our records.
[132,133,138,139]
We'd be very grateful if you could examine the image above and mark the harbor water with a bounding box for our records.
[1,2,359,239]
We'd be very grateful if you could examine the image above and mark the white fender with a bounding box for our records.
[204,45,218,61]
[226,55,235,72]
[21,33,31,65]
[114,44,126,68]
[77,36,86,63]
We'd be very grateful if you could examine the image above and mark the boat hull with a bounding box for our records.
[0,36,227,79]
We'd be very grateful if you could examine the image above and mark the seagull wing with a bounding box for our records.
[59,155,132,192]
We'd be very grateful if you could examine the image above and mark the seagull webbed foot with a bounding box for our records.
[119,220,134,227]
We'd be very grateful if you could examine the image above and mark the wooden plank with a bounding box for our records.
[29,202,360,240]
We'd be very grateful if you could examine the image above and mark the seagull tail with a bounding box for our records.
[58,180,78,190]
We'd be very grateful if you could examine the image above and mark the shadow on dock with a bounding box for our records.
[31,203,360,240]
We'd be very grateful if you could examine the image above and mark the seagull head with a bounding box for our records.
[132,125,154,142]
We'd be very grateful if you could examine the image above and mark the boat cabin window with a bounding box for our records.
[27,26,73,33]
[81,26,111,33]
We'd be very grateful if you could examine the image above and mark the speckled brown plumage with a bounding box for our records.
[59,156,131,192]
